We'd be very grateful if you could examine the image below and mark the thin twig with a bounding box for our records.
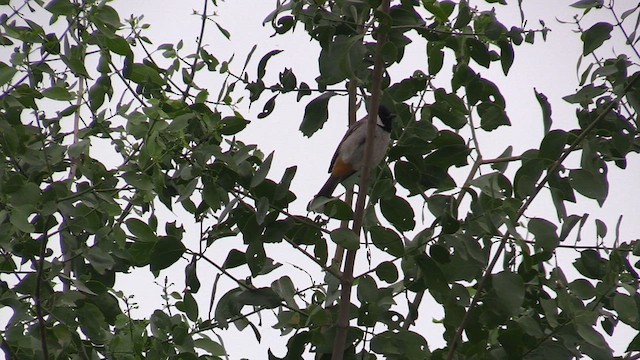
[182,0,209,101]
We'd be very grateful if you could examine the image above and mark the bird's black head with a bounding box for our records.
[377,104,394,131]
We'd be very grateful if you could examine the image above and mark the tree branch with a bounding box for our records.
[331,2,391,359]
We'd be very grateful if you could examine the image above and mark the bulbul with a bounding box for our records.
[315,104,394,198]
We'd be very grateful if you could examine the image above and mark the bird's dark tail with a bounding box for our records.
[315,176,339,198]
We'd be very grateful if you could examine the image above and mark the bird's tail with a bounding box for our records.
[315,176,339,198]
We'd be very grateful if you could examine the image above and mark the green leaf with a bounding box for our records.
[528,217,559,252]
[219,116,250,135]
[369,226,404,257]
[45,0,76,16]
[77,303,106,342]
[86,247,115,274]
[122,172,154,191]
[236,287,282,309]
[467,38,490,68]
[149,236,186,272]
[469,172,512,199]
[257,50,283,79]
[540,131,568,165]
[250,152,273,188]
[322,198,354,220]
[499,39,514,75]
[492,271,524,316]
[125,218,158,243]
[376,261,399,283]
[595,218,607,238]
[562,84,607,105]
[185,256,201,293]
[477,101,510,131]
[534,89,553,134]
[271,276,298,310]
[105,36,132,57]
[330,228,360,251]
[568,279,596,300]
[299,92,337,137]
[613,293,638,325]
[42,85,74,100]
[570,0,604,8]
[68,139,90,158]
[427,42,444,75]
[491,146,513,173]
[380,195,415,231]
[573,250,606,279]
[223,249,246,269]
[195,338,226,356]
[10,206,35,233]
[182,291,198,321]
[569,169,608,205]
[0,62,17,87]
[581,22,613,55]
[577,323,608,348]
[370,330,428,358]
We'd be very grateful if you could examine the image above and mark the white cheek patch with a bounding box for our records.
[376,116,384,127]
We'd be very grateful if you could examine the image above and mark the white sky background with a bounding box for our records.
[1,0,638,359]
[113,0,640,358]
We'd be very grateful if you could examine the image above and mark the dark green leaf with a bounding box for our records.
[223,249,246,269]
[568,279,596,299]
[491,146,513,173]
[185,256,201,293]
[492,271,524,315]
[570,0,604,8]
[257,50,283,79]
[370,330,428,358]
[499,39,514,75]
[299,92,337,137]
[45,0,76,16]
[539,130,567,162]
[477,101,510,131]
[614,293,638,326]
[236,287,282,309]
[125,218,158,243]
[528,217,559,252]
[569,169,608,204]
[250,152,273,188]
[370,226,404,257]
[581,22,613,55]
[380,195,415,231]
[322,198,354,220]
[534,89,553,134]
[86,247,115,275]
[41,85,72,100]
[149,236,186,272]
[573,250,606,279]
[219,116,250,135]
[0,62,17,87]
[195,338,226,356]
[376,261,399,283]
[330,228,360,251]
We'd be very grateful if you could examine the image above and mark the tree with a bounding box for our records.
[0,0,638,359]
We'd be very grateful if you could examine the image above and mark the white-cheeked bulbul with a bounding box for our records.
[315,104,394,198]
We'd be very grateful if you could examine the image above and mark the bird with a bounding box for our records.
[314,104,394,199]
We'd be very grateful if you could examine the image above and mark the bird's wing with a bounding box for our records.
[327,117,366,173]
